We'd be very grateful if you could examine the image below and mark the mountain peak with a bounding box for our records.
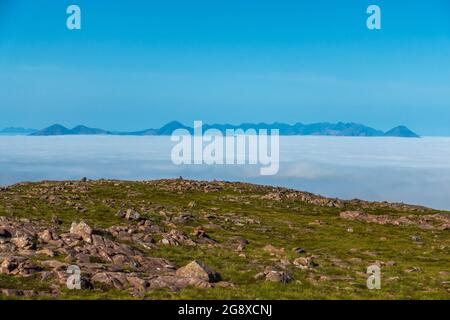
[384,125,420,138]
[70,125,111,135]
[30,124,70,136]
[48,124,68,130]
[164,120,184,127]
[157,121,191,135]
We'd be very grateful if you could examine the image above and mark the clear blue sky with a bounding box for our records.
[1,0,449,135]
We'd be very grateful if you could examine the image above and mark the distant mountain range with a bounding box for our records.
[1,121,420,137]
[0,127,37,135]
[29,124,111,136]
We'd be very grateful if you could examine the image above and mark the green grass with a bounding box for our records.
[0,179,449,299]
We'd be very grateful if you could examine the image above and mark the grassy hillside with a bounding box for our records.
[0,179,448,299]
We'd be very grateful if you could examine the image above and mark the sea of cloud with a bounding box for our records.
[1,135,449,210]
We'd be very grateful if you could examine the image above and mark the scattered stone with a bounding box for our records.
[187,201,196,208]
[340,211,449,230]
[363,250,377,257]
[308,220,327,226]
[384,261,396,267]
[176,260,221,283]
[75,253,90,263]
[0,227,12,239]
[293,257,318,269]
[265,270,292,283]
[92,272,129,289]
[214,281,236,289]
[147,275,211,291]
[331,258,349,269]
[116,211,126,219]
[11,236,35,249]
[254,272,266,280]
[228,236,249,251]
[160,230,196,246]
[292,247,306,254]
[1,289,41,297]
[349,257,362,263]
[263,244,284,255]
[255,268,293,284]
[37,248,56,257]
[38,229,56,243]
[0,257,20,274]
[439,224,449,231]
[125,209,141,221]
[12,261,42,275]
[40,260,67,270]
[173,213,193,224]
[70,221,93,243]
[51,216,63,225]
[191,227,217,244]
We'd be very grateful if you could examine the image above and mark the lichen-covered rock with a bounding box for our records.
[293,257,318,269]
[70,221,93,243]
[255,269,293,284]
[176,260,221,283]
[125,209,141,221]
[264,270,293,283]
[147,275,212,291]
[91,272,129,289]
[11,236,35,249]
[0,227,12,239]
[0,257,20,274]
[38,229,57,243]
[160,230,196,246]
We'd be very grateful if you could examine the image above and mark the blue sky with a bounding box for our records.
[0,0,449,135]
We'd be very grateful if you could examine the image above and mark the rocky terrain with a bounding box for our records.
[0,179,448,299]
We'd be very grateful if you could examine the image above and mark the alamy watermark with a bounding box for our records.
[366,265,381,290]
[367,5,381,30]
[170,121,280,176]
[66,5,81,30]
[66,4,381,31]
[66,265,81,290]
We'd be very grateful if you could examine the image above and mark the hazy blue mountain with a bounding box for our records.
[201,122,384,136]
[70,125,111,135]
[31,124,111,136]
[384,125,420,138]
[296,122,385,136]
[29,122,420,137]
[30,124,71,136]
[156,121,193,135]
[202,122,408,137]
[0,127,37,135]
[113,121,192,136]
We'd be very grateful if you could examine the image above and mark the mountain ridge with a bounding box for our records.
[0,127,38,135]
[30,124,112,136]
[28,121,420,138]
[384,125,420,138]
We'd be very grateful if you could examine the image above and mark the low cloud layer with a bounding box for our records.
[1,136,450,210]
